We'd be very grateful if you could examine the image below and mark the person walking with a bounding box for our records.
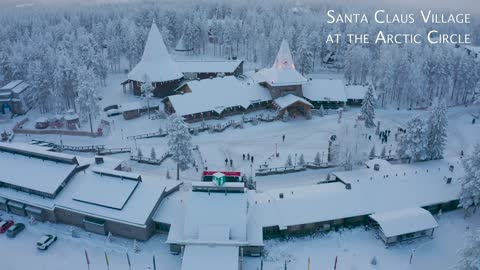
[225,158,228,166]
[243,154,245,160]
[282,134,285,142]
[230,159,233,167]
[251,155,254,163]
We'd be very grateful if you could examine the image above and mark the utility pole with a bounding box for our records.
[88,113,93,134]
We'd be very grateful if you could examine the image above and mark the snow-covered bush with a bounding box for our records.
[455,229,480,269]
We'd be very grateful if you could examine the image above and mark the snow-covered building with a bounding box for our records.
[369,207,439,245]
[164,39,366,121]
[154,179,263,270]
[123,22,184,98]
[0,142,180,240]
[176,60,244,80]
[163,76,271,122]
[302,79,347,108]
[0,80,35,115]
[248,158,462,238]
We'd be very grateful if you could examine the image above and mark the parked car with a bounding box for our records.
[0,220,14,233]
[36,234,57,250]
[6,223,25,238]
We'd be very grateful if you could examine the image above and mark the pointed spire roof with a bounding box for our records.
[253,39,307,87]
[128,22,183,83]
[175,34,193,52]
[273,39,295,70]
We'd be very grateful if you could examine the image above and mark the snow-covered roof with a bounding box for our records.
[249,158,462,229]
[0,142,78,164]
[120,101,142,112]
[10,81,30,94]
[128,22,183,83]
[253,67,308,87]
[252,40,308,86]
[181,245,239,270]
[0,143,181,226]
[0,80,22,91]
[345,85,368,100]
[183,191,247,243]
[154,189,263,247]
[302,79,347,102]
[369,207,439,238]
[176,60,242,74]
[273,94,313,110]
[72,170,139,210]
[0,145,78,196]
[167,76,271,116]
[365,158,393,171]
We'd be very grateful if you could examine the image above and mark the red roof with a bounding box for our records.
[202,171,241,177]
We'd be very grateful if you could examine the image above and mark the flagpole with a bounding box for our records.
[84,250,90,270]
[126,253,132,270]
[104,251,110,270]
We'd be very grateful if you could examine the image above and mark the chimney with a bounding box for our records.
[95,156,104,164]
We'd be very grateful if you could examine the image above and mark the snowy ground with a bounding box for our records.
[0,209,477,270]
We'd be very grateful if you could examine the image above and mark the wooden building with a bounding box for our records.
[0,80,34,115]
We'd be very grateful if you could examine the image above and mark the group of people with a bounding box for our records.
[378,129,392,144]
[242,153,254,163]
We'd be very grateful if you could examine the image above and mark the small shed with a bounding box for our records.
[64,110,80,130]
[121,102,142,120]
[369,207,439,245]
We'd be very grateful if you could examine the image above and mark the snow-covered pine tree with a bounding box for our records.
[285,154,293,167]
[380,146,387,159]
[75,66,100,123]
[314,152,321,164]
[166,169,171,179]
[369,146,376,159]
[397,115,428,162]
[137,148,143,158]
[426,99,448,160]
[298,154,305,166]
[459,143,480,214]
[319,104,325,117]
[361,84,376,128]
[455,229,480,269]
[167,114,193,180]
[150,147,156,160]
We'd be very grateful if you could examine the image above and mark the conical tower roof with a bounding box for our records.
[128,22,183,83]
[175,34,193,52]
[273,39,295,70]
[253,39,307,86]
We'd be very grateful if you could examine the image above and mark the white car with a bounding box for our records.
[36,234,57,250]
